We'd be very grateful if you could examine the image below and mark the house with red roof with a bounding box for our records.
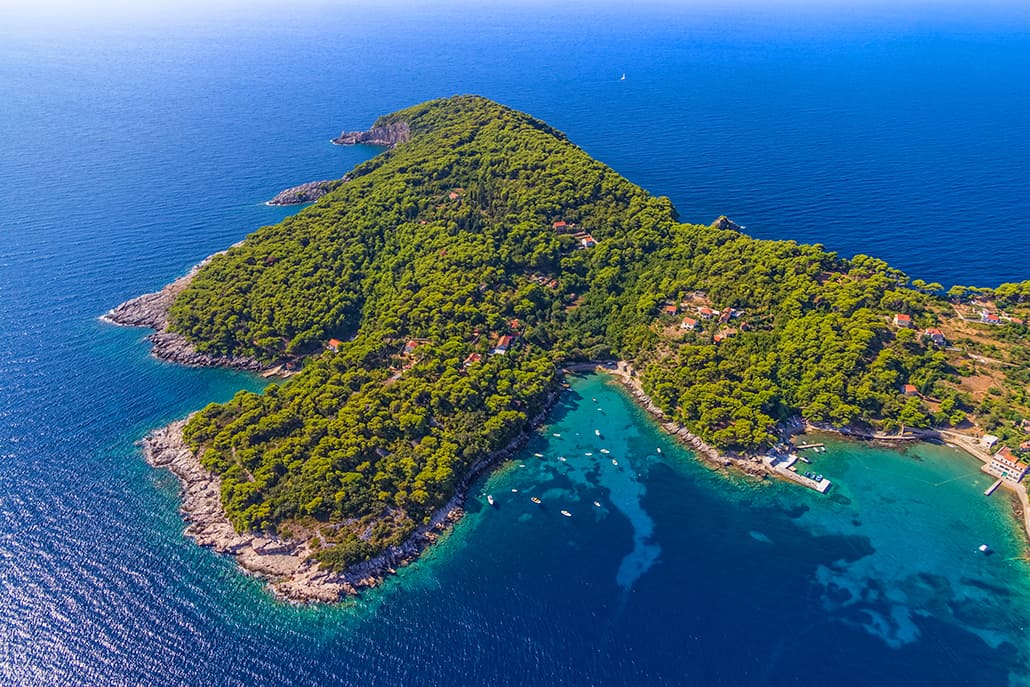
[663,304,678,316]
[492,335,514,355]
[894,313,912,328]
[680,317,699,331]
[403,340,420,356]
[327,338,343,352]
[698,307,715,319]
[902,383,919,396]
[552,220,568,230]
[923,328,947,347]
[981,310,1001,325]
[987,447,1027,483]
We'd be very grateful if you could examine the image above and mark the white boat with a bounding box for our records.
[593,501,601,508]
[558,456,567,462]
[487,494,495,506]
[600,448,610,454]
[620,73,626,81]
[511,488,519,493]
[595,429,602,437]
[656,447,662,454]
[585,452,593,456]
[979,544,990,553]
[552,433,561,437]
[560,510,572,517]
[533,452,544,458]
[531,497,542,504]
[611,458,619,467]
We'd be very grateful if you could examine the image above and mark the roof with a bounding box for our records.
[552,221,567,228]
[925,328,944,337]
[496,335,513,348]
[682,317,698,326]
[895,313,911,321]
[327,338,343,349]
[663,305,678,313]
[404,340,419,353]
[903,384,918,394]
[995,447,1022,467]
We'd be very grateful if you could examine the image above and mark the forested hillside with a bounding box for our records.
[169,96,1030,570]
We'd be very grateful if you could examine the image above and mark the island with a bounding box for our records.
[107,95,1030,601]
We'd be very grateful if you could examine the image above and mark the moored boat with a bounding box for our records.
[487,494,495,506]
[531,497,542,504]
[560,510,572,517]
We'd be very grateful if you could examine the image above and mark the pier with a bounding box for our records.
[795,443,825,450]
[763,453,832,494]
[984,478,1003,496]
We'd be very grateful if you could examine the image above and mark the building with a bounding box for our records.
[492,335,514,355]
[894,313,912,328]
[719,307,733,323]
[923,328,947,347]
[552,220,568,231]
[680,317,699,330]
[981,434,1000,450]
[698,307,715,319]
[663,304,678,316]
[327,338,343,352]
[902,383,918,396]
[981,310,1001,325]
[580,234,597,249]
[403,340,420,356]
[462,352,482,368]
[986,447,1027,483]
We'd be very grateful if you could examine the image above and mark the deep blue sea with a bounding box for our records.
[3,3,1030,685]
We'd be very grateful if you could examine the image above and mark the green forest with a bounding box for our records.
[169,96,1030,570]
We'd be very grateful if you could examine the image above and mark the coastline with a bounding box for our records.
[567,361,767,478]
[580,360,1030,544]
[143,386,562,603]
[102,250,267,372]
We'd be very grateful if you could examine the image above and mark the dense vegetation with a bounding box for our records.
[171,96,1029,569]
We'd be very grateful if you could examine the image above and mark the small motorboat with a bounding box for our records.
[592,398,597,402]
[979,544,990,553]
[595,429,602,437]
[558,456,567,462]
[560,510,572,517]
[600,448,610,454]
[511,488,519,493]
[611,458,619,467]
[593,500,601,508]
[531,497,542,504]
[533,452,544,458]
[585,452,593,456]
[552,433,561,437]
[487,494,495,506]
[656,447,662,454]
[519,463,525,467]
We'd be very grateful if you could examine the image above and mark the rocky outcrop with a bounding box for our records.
[711,215,743,232]
[144,384,562,603]
[331,122,410,147]
[266,179,343,206]
[103,250,266,372]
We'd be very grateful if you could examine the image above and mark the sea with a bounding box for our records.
[2,2,1030,685]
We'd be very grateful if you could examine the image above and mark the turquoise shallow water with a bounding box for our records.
[4,2,1030,684]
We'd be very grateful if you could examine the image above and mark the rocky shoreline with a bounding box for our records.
[266,179,343,206]
[568,361,768,478]
[102,253,266,372]
[331,121,410,147]
[143,385,562,603]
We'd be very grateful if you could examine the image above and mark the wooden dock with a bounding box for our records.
[984,478,1003,496]
[795,443,825,450]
